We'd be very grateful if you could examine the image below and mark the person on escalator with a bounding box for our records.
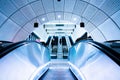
[59,38,62,45]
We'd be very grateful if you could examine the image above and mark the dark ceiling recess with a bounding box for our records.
[34,22,39,28]
[56,24,64,26]
[80,22,85,28]
[57,0,61,2]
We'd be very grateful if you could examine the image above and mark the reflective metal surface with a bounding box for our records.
[0,42,50,80]
[69,42,120,80]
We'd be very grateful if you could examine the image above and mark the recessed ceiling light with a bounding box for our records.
[42,18,45,21]
[73,18,77,21]
[58,15,61,19]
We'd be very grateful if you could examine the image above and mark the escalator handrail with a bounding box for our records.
[72,39,120,66]
[88,41,120,66]
[0,40,48,58]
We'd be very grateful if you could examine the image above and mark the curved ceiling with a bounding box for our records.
[0,0,120,42]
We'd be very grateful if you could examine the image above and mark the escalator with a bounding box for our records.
[38,39,120,80]
[0,40,50,80]
[0,39,120,80]
[69,39,120,80]
[40,68,77,80]
[39,60,78,80]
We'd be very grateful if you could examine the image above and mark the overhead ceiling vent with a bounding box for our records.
[56,24,64,26]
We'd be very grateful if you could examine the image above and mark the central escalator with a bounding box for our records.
[39,60,78,80]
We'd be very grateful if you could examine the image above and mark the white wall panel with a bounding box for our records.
[98,19,120,41]
[0,12,7,26]
[100,0,120,16]
[10,11,28,26]
[23,23,34,33]
[42,0,54,13]
[90,10,108,26]
[54,0,64,11]
[0,19,20,41]
[31,1,45,16]
[82,5,98,21]
[64,0,76,12]
[85,22,96,32]
[64,13,72,21]
[90,0,106,7]
[90,28,106,42]
[0,0,17,17]
[13,29,30,42]
[73,0,88,16]
[21,5,36,20]
[28,0,36,3]
[83,0,90,2]
[111,10,120,29]
[47,13,55,21]
[11,0,28,8]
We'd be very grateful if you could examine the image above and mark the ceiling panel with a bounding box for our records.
[100,0,120,16]
[85,22,96,32]
[23,23,34,33]
[11,0,28,8]
[55,12,64,20]
[42,0,54,13]
[64,13,72,21]
[47,13,55,21]
[64,0,76,12]
[98,19,120,40]
[80,17,89,25]
[54,0,64,11]
[90,0,106,8]
[39,14,48,24]
[59,20,72,23]
[90,28,106,42]
[83,0,91,2]
[13,29,30,42]
[72,0,88,16]
[90,10,108,26]
[0,12,7,26]
[71,14,80,24]
[10,11,28,26]
[21,5,36,20]
[0,19,20,41]
[0,0,17,17]
[82,5,98,21]
[28,0,36,3]
[31,1,45,16]
[111,10,120,29]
